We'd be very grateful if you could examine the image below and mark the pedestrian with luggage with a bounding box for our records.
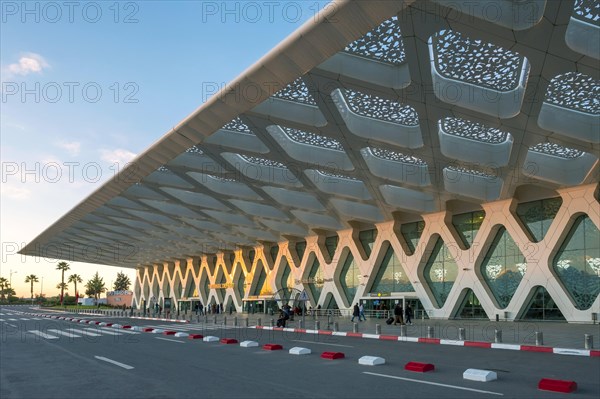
[359,303,366,321]
[393,303,404,325]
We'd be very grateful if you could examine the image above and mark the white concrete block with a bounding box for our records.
[111,324,122,328]
[79,320,87,323]
[289,347,311,355]
[463,369,497,382]
[240,341,259,348]
[358,356,385,366]
[174,332,189,338]
[203,336,219,342]
[151,329,163,334]
[362,334,380,339]
[99,322,107,326]
[131,326,143,331]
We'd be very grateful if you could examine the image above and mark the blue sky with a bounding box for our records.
[1,1,328,297]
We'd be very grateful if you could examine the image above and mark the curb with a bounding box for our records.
[252,326,600,357]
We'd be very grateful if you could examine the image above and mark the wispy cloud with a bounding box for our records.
[56,141,81,156]
[1,184,31,199]
[100,148,136,165]
[3,53,50,78]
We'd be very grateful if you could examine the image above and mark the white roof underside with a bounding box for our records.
[21,0,600,267]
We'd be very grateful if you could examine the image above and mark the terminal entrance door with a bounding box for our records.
[243,299,265,314]
[362,296,425,319]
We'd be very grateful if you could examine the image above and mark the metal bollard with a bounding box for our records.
[585,334,593,350]
[400,324,407,337]
[299,320,304,329]
[353,323,358,333]
[495,329,502,343]
[333,322,338,332]
[234,317,238,327]
[213,315,217,324]
[458,327,466,341]
[427,326,434,338]
[245,318,249,327]
[223,316,227,326]
[270,319,275,327]
[315,321,320,330]
[257,318,262,327]
[375,324,381,335]
[204,314,208,323]
[535,331,543,346]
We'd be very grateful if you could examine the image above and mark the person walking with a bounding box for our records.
[393,303,404,325]
[351,303,360,322]
[359,303,367,321]
[405,304,413,325]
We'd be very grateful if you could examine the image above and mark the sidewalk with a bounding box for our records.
[130,312,600,350]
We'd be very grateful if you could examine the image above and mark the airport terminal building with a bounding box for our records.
[21,1,599,323]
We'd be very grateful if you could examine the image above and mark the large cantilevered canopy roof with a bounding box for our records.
[21,0,599,268]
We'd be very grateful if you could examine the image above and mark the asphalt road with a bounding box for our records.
[2,305,599,399]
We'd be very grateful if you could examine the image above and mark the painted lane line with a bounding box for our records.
[101,327,139,335]
[291,340,354,348]
[155,337,185,344]
[84,328,122,336]
[48,329,82,338]
[7,323,17,328]
[94,356,134,370]
[27,330,59,339]
[76,330,102,337]
[363,372,503,396]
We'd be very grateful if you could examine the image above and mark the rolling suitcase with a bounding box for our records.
[386,317,394,325]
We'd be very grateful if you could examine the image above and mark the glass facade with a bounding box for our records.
[251,262,267,296]
[280,258,294,291]
[295,241,307,264]
[452,211,485,248]
[199,273,209,298]
[325,236,339,259]
[400,220,425,255]
[455,289,487,319]
[521,286,565,320]
[248,249,256,265]
[340,253,360,304]
[516,197,562,242]
[236,266,245,299]
[553,215,600,310]
[270,246,279,263]
[481,227,527,309]
[424,237,458,308]
[307,258,324,303]
[359,229,377,257]
[216,270,226,300]
[370,244,414,294]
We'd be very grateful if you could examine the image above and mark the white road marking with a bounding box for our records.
[7,319,17,321]
[7,323,17,328]
[48,329,82,338]
[27,330,59,339]
[363,372,504,396]
[94,356,134,370]
[101,327,139,335]
[291,340,354,348]
[84,328,122,336]
[154,337,185,344]
[76,330,102,337]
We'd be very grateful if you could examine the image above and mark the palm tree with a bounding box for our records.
[68,274,83,300]
[85,272,106,306]
[56,262,70,305]
[56,282,69,297]
[0,277,7,302]
[24,274,39,303]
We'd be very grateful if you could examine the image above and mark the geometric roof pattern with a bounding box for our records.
[20,0,599,268]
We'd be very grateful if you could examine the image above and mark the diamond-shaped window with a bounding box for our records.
[424,237,458,308]
[358,229,377,258]
[340,253,360,305]
[250,260,269,296]
[369,245,414,294]
[325,236,338,260]
[516,197,562,242]
[481,227,527,309]
[306,258,324,304]
[520,286,566,320]
[454,288,488,319]
[295,241,307,264]
[278,258,294,292]
[452,211,485,249]
[552,215,600,310]
[400,220,425,255]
